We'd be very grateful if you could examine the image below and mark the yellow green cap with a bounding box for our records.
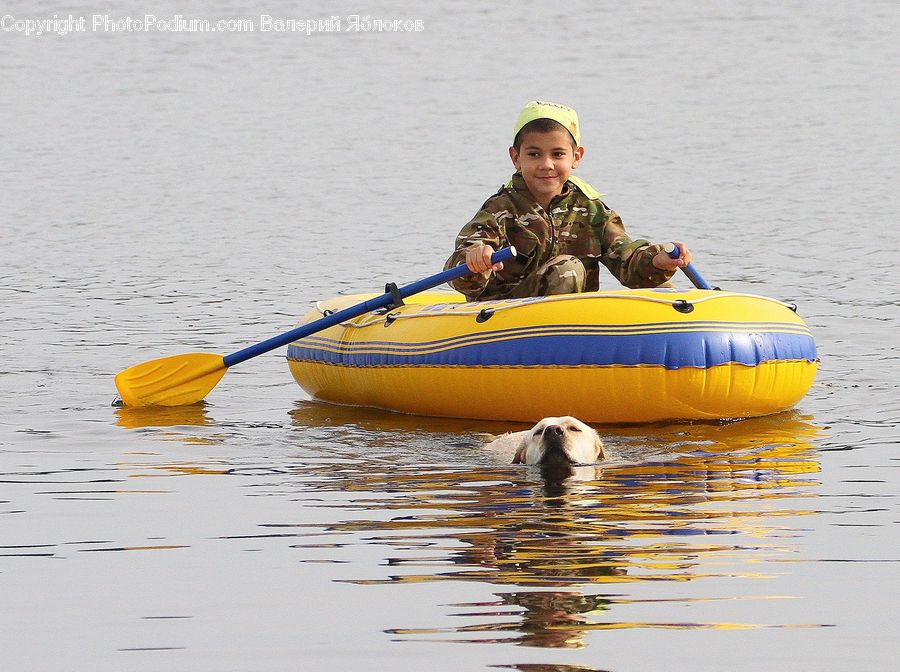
[513,100,581,146]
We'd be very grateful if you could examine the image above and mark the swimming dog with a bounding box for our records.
[483,416,605,465]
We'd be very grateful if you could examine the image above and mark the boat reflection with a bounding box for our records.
[285,412,826,645]
[289,399,517,435]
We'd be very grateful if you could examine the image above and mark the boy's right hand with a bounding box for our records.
[465,244,504,275]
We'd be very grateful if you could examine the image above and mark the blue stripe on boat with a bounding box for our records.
[286,328,817,369]
[295,321,812,354]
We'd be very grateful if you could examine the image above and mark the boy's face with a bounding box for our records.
[509,129,584,208]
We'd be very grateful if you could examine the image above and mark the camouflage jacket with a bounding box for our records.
[445,173,675,301]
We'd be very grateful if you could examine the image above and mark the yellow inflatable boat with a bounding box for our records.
[286,289,818,424]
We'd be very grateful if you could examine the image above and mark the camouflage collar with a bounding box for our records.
[507,172,529,193]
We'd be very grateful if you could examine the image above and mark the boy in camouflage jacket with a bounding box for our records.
[445,100,692,301]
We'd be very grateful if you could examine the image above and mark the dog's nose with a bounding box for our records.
[545,424,564,436]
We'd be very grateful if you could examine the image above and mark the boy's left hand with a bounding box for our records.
[652,241,693,271]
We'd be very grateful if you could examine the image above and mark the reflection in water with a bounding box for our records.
[120,463,233,477]
[114,401,229,446]
[275,412,829,647]
[289,399,513,435]
[407,592,618,649]
[115,402,213,429]
[108,405,829,652]
[427,590,803,650]
[491,665,613,672]
[112,402,231,475]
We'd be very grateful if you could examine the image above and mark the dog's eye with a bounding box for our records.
[567,426,582,432]
[533,429,543,436]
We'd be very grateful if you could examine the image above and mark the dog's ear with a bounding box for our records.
[512,439,527,464]
[593,432,605,461]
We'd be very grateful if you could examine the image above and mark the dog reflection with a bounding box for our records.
[501,591,614,649]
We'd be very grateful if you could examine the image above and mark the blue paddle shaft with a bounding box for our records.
[666,243,711,290]
[223,246,517,368]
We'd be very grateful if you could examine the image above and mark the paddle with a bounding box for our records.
[665,242,712,290]
[115,246,517,407]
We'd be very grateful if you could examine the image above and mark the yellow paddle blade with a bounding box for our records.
[114,353,227,407]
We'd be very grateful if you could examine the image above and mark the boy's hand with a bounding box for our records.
[465,244,504,275]
[652,241,693,270]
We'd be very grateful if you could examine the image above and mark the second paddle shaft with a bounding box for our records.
[665,242,712,290]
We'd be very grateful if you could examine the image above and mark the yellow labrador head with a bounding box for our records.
[512,416,605,465]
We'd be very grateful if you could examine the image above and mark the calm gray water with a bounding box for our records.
[2,1,898,670]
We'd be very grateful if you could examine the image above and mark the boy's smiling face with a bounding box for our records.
[509,129,584,210]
